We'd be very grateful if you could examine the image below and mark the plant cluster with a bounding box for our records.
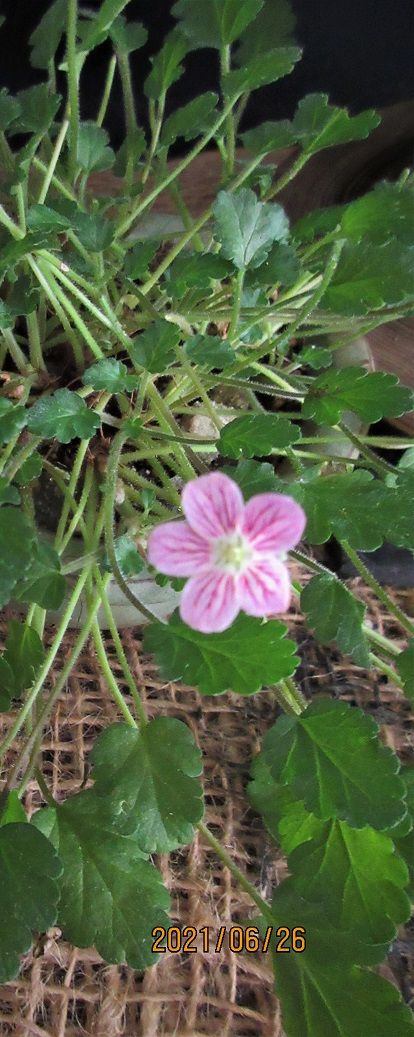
[0,2,414,1033]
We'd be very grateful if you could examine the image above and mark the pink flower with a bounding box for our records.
[147,472,306,634]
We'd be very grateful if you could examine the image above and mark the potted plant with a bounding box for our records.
[0,2,414,1034]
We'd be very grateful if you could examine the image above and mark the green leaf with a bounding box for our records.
[241,119,295,155]
[223,458,280,498]
[0,478,20,507]
[0,791,27,827]
[385,470,414,551]
[236,0,296,62]
[300,345,332,369]
[114,534,145,577]
[245,242,301,288]
[82,358,138,393]
[219,413,300,459]
[286,469,399,550]
[27,389,101,443]
[0,822,61,982]
[76,122,115,174]
[26,203,71,235]
[301,574,370,667]
[213,188,289,270]
[320,239,414,315]
[292,93,380,155]
[14,451,43,486]
[0,508,37,608]
[172,0,263,48]
[144,30,188,99]
[248,756,323,850]
[10,84,61,136]
[397,641,414,704]
[78,0,134,52]
[33,791,170,968]
[273,942,414,1037]
[144,611,299,696]
[288,820,410,963]
[5,274,40,317]
[29,0,66,69]
[73,212,115,252]
[260,698,406,829]
[161,92,218,146]
[341,182,414,246]
[91,717,203,851]
[303,367,414,425]
[131,320,180,373]
[0,88,20,132]
[113,128,147,177]
[166,252,232,297]
[0,620,45,709]
[0,399,26,444]
[13,540,66,610]
[124,240,159,281]
[184,333,236,370]
[395,768,414,896]
[223,46,301,96]
[110,15,148,54]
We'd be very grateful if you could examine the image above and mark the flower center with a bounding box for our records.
[213,532,253,573]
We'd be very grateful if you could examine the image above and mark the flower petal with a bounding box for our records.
[180,569,239,633]
[238,557,291,616]
[147,520,211,576]
[182,472,244,540]
[241,493,306,553]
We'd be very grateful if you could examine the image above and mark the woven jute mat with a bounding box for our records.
[0,570,413,1037]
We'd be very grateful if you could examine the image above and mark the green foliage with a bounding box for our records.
[223,47,302,96]
[0,478,20,506]
[258,698,406,829]
[33,791,170,968]
[0,509,37,608]
[223,459,281,498]
[10,84,61,136]
[397,641,414,703]
[0,399,26,444]
[109,16,148,55]
[91,717,203,851]
[219,413,301,458]
[0,822,61,982]
[166,253,232,297]
[144,611,299,696]
[161,93,218,146]
[302,366,413,425]
[124,240,159,281]
[0,88,20,132]
[301,573,370,667]
[82,359,138,393]
[131,320,181,373]
[144,31,188,99]
[242,92,379,156]
[13,540,66,610]
[395,768,414,896]
[172,0,263,48]
[320,239,414,315]
[245,242,301,288]
[299,344,332,369]
[26,203,71,235]
[29,0,66,69]
[76,122,115,174]
[77,0,134,53]
[14,452,43,486]
[0,791,27,827]
[0,620,45,711]
[27,389,101,443]
[236,0,297,62]
[184,334,236,370]
[69,212,115,252]
[212,189,289,270]
[114,534,145,577]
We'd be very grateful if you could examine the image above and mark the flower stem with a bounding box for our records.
[197,821,272,921]
[93,567,148,727]
[91,618,138,727]
[66,0,80,182]
[38,118,69,204]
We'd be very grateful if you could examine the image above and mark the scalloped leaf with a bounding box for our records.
[0,509,37,608]
[76,122,115,174]
[131,320,180,373]
[27,389,101,443]
[301,573,370,667]
[223,46,301,96]
[13,540,66,610]
[184,333,236,370]
[172,0,263,48]
[144,611,299,696]
[109,16,148,55]
[161,92,218,146]
[213,189,289,270]
[91,717,203,851]
[397,641,414,704]
[223,459,280,498]
[259,698,406,829]
[236,0,297,62]
[302,367,413,425]
[0,620,45,711]
[33,790,170,968]
[144,30,188,99]
[0,823,61,982]
[219,413,300,458]
[292,93,380,154]
[82,358,138,393]
[10,84,61,136]
[0,399,27,444]
[29,0,65,69]
[320,239,414,315]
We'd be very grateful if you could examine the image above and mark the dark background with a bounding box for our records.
[1,0,413,149]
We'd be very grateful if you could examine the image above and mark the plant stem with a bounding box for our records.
[66,0,80,182]
[369,653,405,692]
[197,821,272,921]
[93,567,148,727]
[26,311,46,372]
[227,269,245,340]
[97,54,117,127]
[116,47,140,191]
[91,618,138,727]
[38,118,70,204]
[340,540,414,636]
[28,257,84,370]
[337,421,395,476]
[220,46,235,178]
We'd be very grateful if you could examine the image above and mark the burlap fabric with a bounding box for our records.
[0,569,413,1037]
